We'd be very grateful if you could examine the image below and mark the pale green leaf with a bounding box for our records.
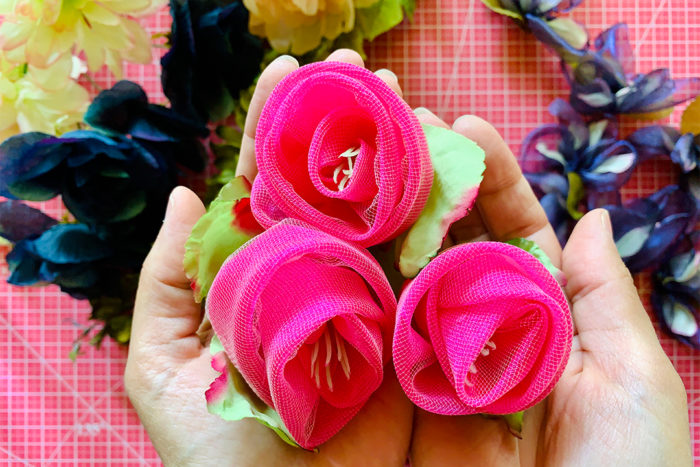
[479,0,523,20]
[506,237,563,281]
[184,177,258,303]
[399,124,486,278]
[206,335,306,450]
[356,0,410,41]
[547,18,588,49]
[504,411,524,438]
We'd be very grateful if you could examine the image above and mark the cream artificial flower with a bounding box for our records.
[243,0,379,55]
[0,52,89,140]
[0,0,165,77]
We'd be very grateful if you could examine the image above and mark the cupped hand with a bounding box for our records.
[409,109,691,466]
[124,50,413,466]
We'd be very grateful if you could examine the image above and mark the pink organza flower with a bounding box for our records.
[251,61,433,248]
[393,242,573,415]
[206,220,397,449]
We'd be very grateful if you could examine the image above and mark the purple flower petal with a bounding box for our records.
[608,186,697,273]
[594,23,635,78]
[526,15,587,64]
[670,133,698,173]
[627,125,680,163]
[520,123,569,171]
[0,201,58,243]
[549,98,589,148]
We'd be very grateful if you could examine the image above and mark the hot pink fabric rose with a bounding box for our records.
[393,242,572,415]
[206,220,397,449]
[251,61,433,247]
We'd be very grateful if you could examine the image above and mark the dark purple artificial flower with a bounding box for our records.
[481,0,588,63]
[652,234,700,349]
[606,185,697,273]
[628,125,700,207]
[523,99,637,244]
[563,24,700,117]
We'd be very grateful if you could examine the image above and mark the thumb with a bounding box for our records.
[130,186,206,349]
[562,209,659,351]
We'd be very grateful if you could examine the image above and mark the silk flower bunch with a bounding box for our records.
[187,62,573,450]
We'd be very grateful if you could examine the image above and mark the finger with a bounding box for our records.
[452,115,562,266]
[415,108,449,128]
[131,187,206,350]
[375,68,403,97]
[325,48,364,67]
[562,209,659,349]
[237,55,300,181]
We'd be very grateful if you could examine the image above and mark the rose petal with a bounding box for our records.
[207,219,396,449]
[393,242,572,415]
[251,61,433,247]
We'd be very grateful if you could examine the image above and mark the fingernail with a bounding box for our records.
[414,107,434,116]
[375,68,398,81]
[600,209,613,236]
[272,54,299,66]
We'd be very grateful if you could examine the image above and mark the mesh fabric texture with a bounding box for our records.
[250,61,433,248]
[393,242,573,415]
[206,220,397,449]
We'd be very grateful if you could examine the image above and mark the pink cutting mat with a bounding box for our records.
[1,0,699,464]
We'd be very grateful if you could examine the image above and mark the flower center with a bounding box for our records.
[332,147,360,191]
[465,340,496,388]
[309,322,351,392]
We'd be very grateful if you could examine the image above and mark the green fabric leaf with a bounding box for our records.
[184,176,260,303]
[399,124,486,278]
[206,335,306,450]
[505,237,564,283]
[356,0,414,41]
[547,18,588,49]
[479,0,523,20]
[566,172,585,220]
[504,411,524,438]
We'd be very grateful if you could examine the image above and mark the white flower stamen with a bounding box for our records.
[336,329,351,379]
[325,328,332,366]
[326,364,333,392]
[309,323,352,391]
[310,340,319,378]
[332,147,360,191]
[465,340,497,388]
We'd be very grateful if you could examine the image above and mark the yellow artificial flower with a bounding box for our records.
[0,52,89,140]
[244,0,379,55]
[0,0,165,77]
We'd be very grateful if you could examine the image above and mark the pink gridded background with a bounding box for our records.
[1,0,699,464]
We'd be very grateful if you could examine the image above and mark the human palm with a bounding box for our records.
[124,50,413,466]
[126,49,691,466]
[409,111,691,466]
